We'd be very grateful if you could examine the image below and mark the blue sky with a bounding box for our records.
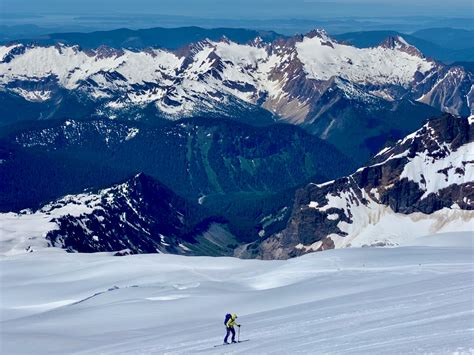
[2,0,473,18]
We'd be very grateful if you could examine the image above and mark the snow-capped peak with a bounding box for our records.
[250,36,265,47]
[295,33,433,85]
[380,35,424,58]
[305,29,332,42]
[0,29,471,121]
[380,35,410,49]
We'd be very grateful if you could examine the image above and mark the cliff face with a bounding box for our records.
[250,114,473,259]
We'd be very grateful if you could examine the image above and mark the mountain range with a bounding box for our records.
[1,114,472,257]
[335,28,474,63]
[2,26,282,50]
[3,26,472,63]
[0,27,472,258]
[1,29,472,163]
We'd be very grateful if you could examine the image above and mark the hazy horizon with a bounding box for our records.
[1,0,473,37]
[2,0,473,18]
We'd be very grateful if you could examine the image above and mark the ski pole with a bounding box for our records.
[238,326,240,342]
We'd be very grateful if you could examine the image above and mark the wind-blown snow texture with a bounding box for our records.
[0,30,472,121]
[1,233,473,354]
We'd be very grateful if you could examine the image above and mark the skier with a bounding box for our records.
[224,313,240,344]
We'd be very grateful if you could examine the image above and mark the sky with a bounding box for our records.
[2,0,473,18]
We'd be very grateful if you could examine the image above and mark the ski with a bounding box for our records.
[213,340,250,348]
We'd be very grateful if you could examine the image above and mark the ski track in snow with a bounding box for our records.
[0,232,473,354]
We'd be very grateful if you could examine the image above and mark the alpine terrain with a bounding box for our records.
[0,11,473,354]
[246,114,473,259]
[0,116,353,248]
[1,29,472,161]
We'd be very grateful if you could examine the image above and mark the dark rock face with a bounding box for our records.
[46,173,230,255]
[379,36,424,57]
[371,113,473,165]
[244,114,474,259]
[413,66,473,118]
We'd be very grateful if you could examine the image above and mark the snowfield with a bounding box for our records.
[1,232,473,354]
[295,34,433,85]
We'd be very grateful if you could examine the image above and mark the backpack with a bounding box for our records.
[224,313,232,326]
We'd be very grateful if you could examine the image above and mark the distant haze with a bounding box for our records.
[2,0,473,18]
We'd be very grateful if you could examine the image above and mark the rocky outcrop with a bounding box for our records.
[45,173,234,255]
[245,114,474,259]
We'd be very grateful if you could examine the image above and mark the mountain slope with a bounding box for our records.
[334,29,474,63]
[0,173,236,256]
[245,114,473,259]
[1,29,471,161]
[1,117,353,207]
[0,116,354,241]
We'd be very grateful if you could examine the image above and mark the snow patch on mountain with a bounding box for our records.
[0,43,22,61]
[401,141,474,198]
[10,87,52,102]
[0,192,103,255]
[125,127,139,140]
[295,35,433,85]
[309,189,472,249]
[214,41,267,68]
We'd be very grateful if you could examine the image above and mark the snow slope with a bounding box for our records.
[0,193,102,255]
[295,34,433,85]
[1,232,473,354]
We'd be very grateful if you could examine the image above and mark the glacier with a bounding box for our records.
[1,232,473,354]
